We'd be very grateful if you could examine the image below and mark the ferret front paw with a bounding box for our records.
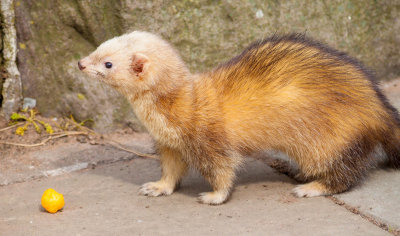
[198,191,229,205]
[138,181,174,197]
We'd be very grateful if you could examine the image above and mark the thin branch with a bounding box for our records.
[0,129,158,159]
[0,132,87,147]
[49,131,89,136]
[103,138,159,159]
[0,123,20,132]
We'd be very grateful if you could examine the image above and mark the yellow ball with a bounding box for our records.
[41,188,65,213]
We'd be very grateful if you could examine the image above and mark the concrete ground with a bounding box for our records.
[1,80,400,235]
[0,157,395,236]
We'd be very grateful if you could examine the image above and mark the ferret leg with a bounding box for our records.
[198,164,236,205]
[292,181,330,197]
[139,146,188,197]
[293,145,373,197]
[293,174,357,198]
[292,169,365,198]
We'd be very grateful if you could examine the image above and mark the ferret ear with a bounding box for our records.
[131,53,149,78]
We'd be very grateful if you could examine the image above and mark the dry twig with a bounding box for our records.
[102,138,158,159]
[0,124,158,159]
[60,117,158,159]
[0,123,20,132]
[0,131,88,147]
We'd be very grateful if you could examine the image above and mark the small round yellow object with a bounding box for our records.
[41,188,65,213]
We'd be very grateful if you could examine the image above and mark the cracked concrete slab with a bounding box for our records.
[0,158,389,235]
[334,169,400,232]
[0,132,154,186]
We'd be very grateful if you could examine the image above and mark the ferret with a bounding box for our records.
[78,31,400,205]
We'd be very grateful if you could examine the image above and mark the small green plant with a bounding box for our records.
[3,111,156,159]
[10,109,54,136]
[56,115,93,132]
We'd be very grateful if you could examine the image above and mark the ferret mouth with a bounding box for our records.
[83,69,119,88]
[84,69,105,79]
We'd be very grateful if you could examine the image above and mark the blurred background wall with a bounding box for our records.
[1,0,399,132]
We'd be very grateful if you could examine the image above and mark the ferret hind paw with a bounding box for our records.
[292,182,328,198]
[198,191,229,205]
[138,181,174,197]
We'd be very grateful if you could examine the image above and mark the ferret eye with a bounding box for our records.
[105,62,113,69]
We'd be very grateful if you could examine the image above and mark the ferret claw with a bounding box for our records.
[198,191,228,205]
[292,182,327,198]
[139,181,173,197]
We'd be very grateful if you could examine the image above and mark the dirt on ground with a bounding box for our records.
[0,112,142,174]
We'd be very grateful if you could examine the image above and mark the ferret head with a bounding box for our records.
[78,31,189,97]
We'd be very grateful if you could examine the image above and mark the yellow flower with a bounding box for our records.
[45,124,54,134]
[15,126,27,136]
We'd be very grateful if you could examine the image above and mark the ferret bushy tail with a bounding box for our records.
[375,87,400,168]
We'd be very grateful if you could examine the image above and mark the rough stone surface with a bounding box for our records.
[14,0,137,131]
[22,97,36,110]
[0,158,389,236]
[11,0,400,131]
[0,12,3,100]
[1,0,22,119]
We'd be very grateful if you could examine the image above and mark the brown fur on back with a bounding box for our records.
[154,34,400,193]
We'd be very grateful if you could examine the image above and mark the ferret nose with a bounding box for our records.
[78,61,86,70]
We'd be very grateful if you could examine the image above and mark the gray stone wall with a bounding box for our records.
[7,0,400,131]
